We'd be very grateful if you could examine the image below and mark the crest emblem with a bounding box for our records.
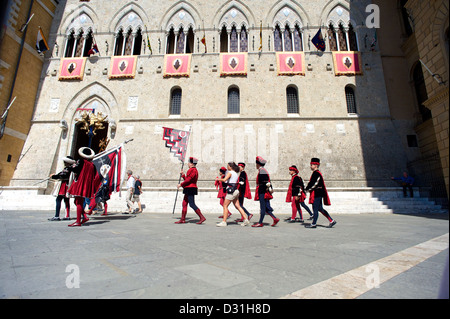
[173,58,182,70]
[285,56,296,69]
[67,62,77,74]
[118,60,128,72]
[342,56,353,69]
[228,57,239,69]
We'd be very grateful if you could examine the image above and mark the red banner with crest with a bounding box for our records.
[59,57,86,80]
[220,53,247,76]
[276,52,305,76]
[332,51,363,76]
[109,56,137,79]
[163,54,191,78]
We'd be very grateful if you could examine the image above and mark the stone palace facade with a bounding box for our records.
[8,0,446,212]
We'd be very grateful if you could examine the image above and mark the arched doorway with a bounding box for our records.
[70,100,111,160]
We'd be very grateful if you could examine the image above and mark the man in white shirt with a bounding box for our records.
[124,170,135,213]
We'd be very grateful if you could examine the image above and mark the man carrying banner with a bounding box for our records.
[67,147,97,227]
[176,157,206,225]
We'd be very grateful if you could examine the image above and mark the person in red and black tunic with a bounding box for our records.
[67,147,97,227]
[48,156,76,221]
[235,162,253,222]
[286,165,307,223]
[304,158,336,229]
[176,157,206,225]
[252,156,280,227]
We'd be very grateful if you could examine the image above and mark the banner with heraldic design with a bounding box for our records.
[332,51,363,76]
[276,52,305,76]
[220,52,247,76]
[59,57,87,80]
[109,56,138,79]
[163,54,192,78]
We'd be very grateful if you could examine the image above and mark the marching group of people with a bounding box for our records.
[47,146,143,227]
[176,155,337,229]
[47,146,337,229]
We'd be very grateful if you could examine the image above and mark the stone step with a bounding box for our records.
[0,188,446,215]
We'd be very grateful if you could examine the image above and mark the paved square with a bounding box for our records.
[0,210,448,300]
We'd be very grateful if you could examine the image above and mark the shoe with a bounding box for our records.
[174,219,186,224]
[298,219,304,223]
[252,223,263,227]
[248,214,253,221]
[62,217,70,220]
[48,217,60,221]
[216,221,227,227]
[241,219,250,227]
[81,217,89,224]
[328,220,337,228]
[305,224,316,228]
[271,218,280,227]
[288,219,296,223]
[196,216,206,225]
[68,221,81,227]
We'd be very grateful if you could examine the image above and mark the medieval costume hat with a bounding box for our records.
[219,167,227,174]
[256,156,267,166]
[238,162,246,168]
[310,158,321,166]
[289,165,299,173]
[62,155,76,165]
[189,157,198,165]
[78,147,96,160]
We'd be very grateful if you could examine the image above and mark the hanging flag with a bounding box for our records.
[201,34,207,53]
[36,27,49,53]
[162,127,191,163]
[92,144,125,194]
[370,30,377,51]
[258,22,263,51]
[311,28,326,52]
[88,43,99,56]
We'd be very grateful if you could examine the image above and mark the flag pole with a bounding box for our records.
[172,125,192,215]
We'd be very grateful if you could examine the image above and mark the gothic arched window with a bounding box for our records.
[228,87,240,114]
[170,88,182,115]
[345,86,357,114]
[286,86,299,114]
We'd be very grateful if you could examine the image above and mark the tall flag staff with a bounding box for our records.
[162,126,192,214]
[0,96,17,139]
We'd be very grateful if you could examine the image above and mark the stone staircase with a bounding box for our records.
[0,186,447,215]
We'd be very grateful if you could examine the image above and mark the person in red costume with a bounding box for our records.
[175,157,206,224]
[67,147,97,227]
[48,155,75,221]
[252,156,280,227]
[235,162,253,222]
[215,166,228,218]
[304,158,337,229]
[286,165,306,222]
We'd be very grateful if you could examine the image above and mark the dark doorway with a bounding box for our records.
[71,122,109,161]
